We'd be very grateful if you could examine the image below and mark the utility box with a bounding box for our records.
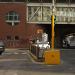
[44,50,61,64]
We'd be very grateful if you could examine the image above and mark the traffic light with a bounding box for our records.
[54,15,56,24]
[51,15,56,25]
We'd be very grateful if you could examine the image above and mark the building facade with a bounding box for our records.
[0,2,43,48]
[0,0,75,48]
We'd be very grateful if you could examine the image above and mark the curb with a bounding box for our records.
[27,50,46,64]
[28,51,38,61]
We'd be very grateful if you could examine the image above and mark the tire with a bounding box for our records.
[67,44,70,48]
[0,51,3,55]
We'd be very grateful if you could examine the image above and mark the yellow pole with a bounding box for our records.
[51,15,55,49]
[51,0,55,49]
[44,0,61,64]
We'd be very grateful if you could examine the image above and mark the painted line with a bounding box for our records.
[2,52,27,55]
[22,53,27,54]
[2,53,12,55]
[0,59,28,61]
[60,48,75,50]
[14,52,19,54]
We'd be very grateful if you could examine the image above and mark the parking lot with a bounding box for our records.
[0,48,74,75]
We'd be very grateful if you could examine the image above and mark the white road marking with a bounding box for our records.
[2,52,27,55]
[14,52,19,54]
[61,49,75,50]
[22,53,27,54]
[2,53,12,55]
[0,59,28,61]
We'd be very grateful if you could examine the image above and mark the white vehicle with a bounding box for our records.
[63,33,75,48]
[35,42,50,49]
[0,41,5,55]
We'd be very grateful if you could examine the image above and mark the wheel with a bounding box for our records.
[0,51,3,55]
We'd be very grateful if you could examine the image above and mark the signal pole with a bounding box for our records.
[44,0,61,64]
[51,0,55,49]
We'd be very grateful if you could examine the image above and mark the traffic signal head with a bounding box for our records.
[51,15,56,25]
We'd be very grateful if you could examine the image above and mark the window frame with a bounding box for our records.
[6,11,20,26]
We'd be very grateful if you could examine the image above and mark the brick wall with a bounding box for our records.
[0,3,42,48]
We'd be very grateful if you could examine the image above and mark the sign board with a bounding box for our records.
[27,3,75,24]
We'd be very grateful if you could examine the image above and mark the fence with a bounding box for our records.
[3,39,30,48]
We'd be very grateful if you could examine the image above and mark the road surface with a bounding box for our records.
[0,49,74,75]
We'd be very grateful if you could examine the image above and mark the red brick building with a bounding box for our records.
[1,0,73,48]
[0,2,44,48]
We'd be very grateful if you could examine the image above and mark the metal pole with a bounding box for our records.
[51,0,55,49]
[44,0,61,65]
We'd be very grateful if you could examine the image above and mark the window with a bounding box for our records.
[7,36,11,40]
[6,11,20,26]
[15,36,19,40]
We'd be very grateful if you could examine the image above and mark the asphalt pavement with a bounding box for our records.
[0,48,74,75]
